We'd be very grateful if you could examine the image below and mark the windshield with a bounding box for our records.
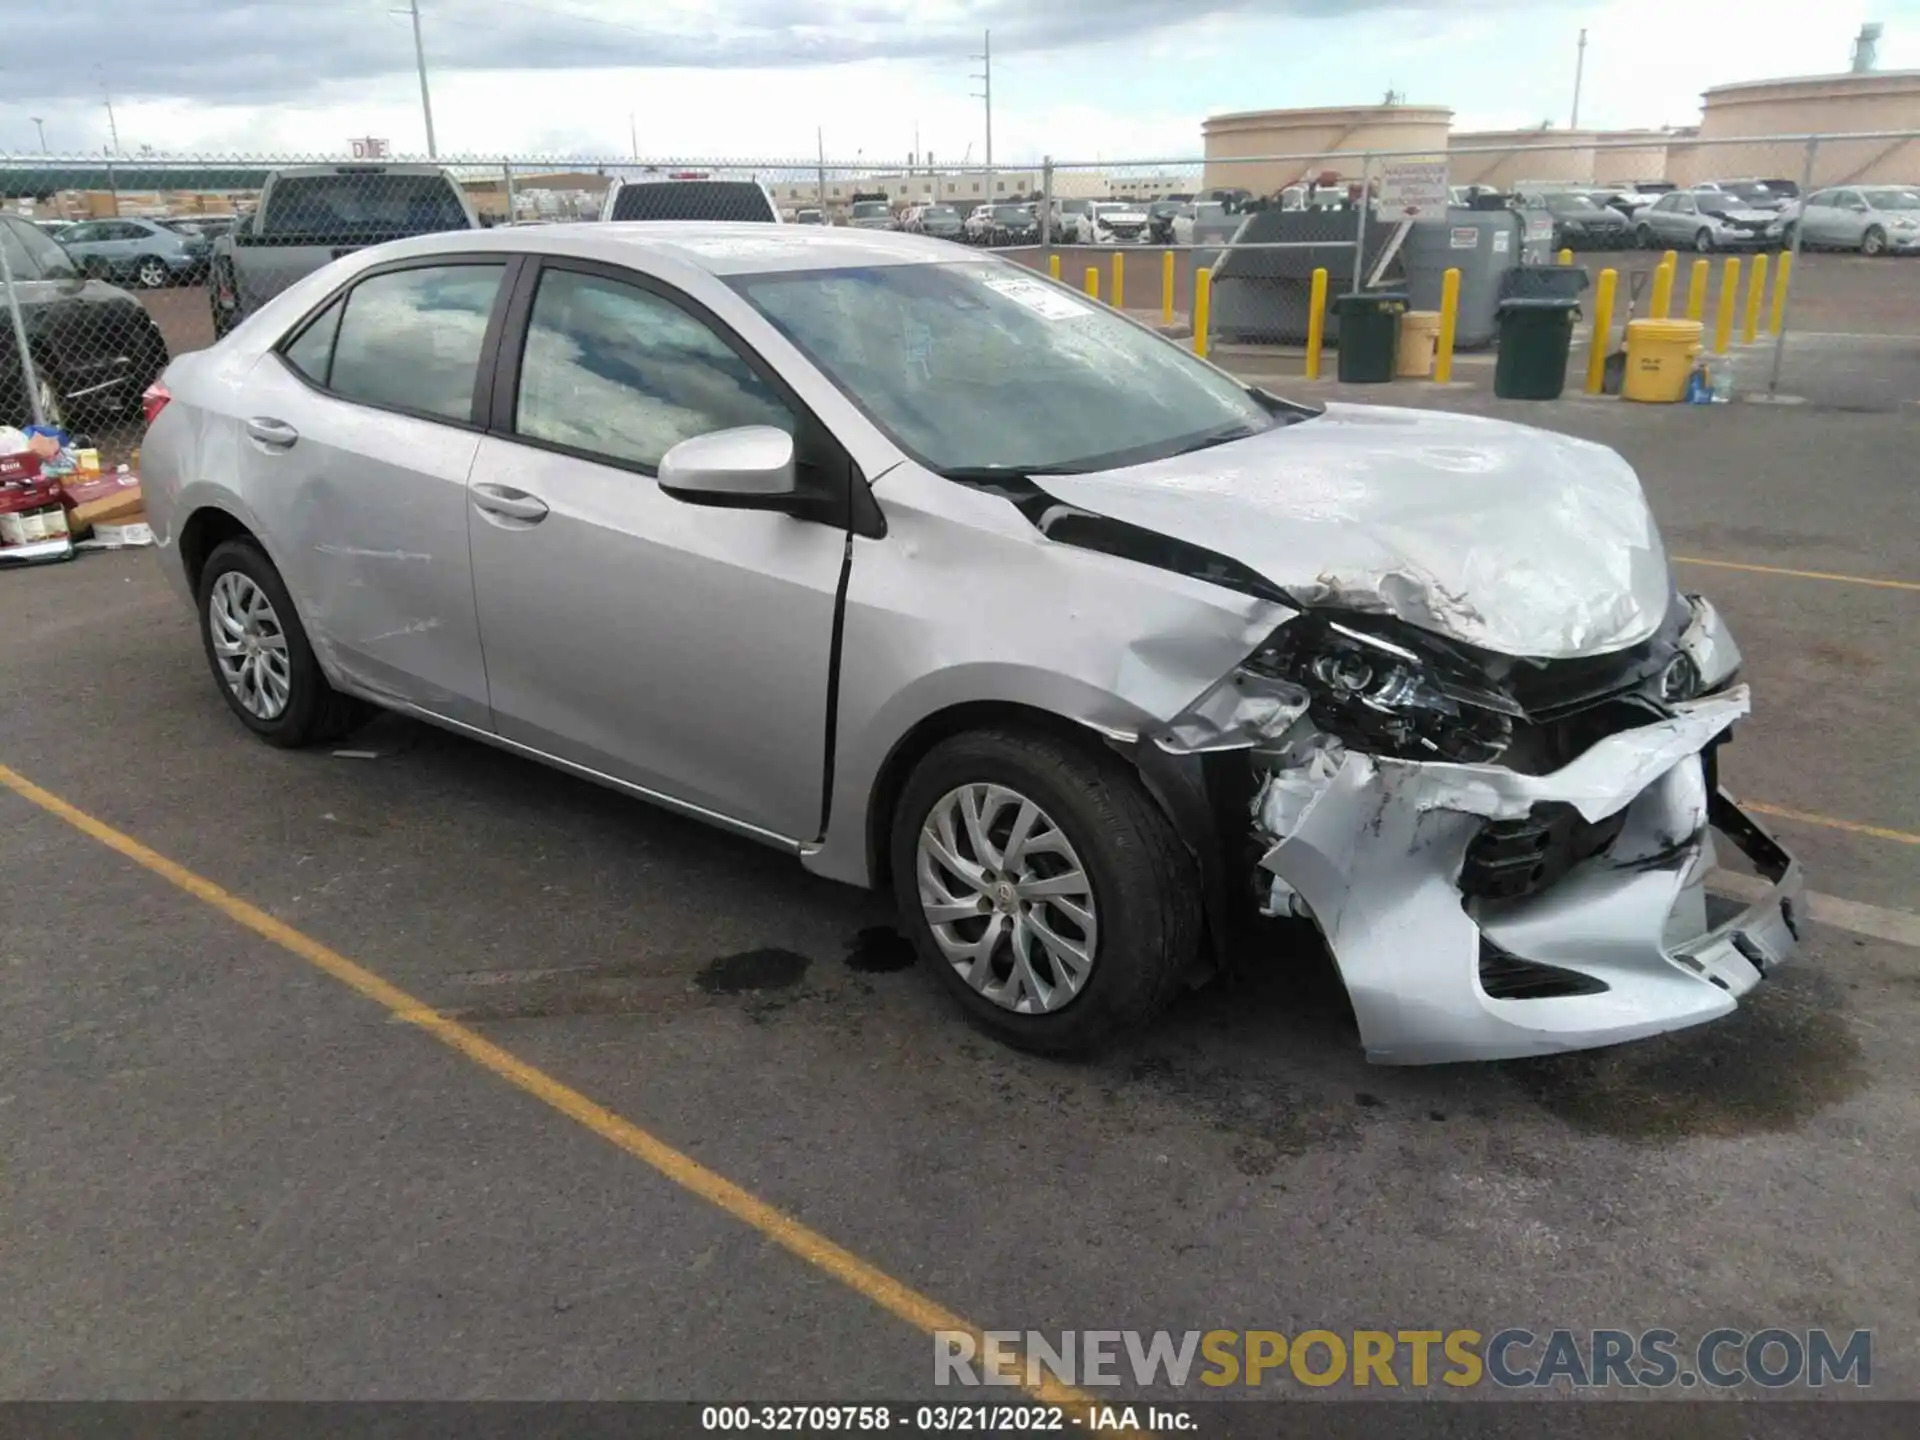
[852,202,891,219]
[1545,194,1602,213]
[1863,189,1920,210]
[731,261,1277,474]
[261,173,467,239]
[1724,182,1775,201]
[991,206,1028,221]
[924,207,959,221]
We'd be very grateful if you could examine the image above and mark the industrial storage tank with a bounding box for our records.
[1201,104,1453,196]
[1669,71,1920,188]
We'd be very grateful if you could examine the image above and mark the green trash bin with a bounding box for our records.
[1493,297,1581,400]
[1333,290,1407,384]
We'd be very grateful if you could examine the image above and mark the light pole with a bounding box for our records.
[30,117,46,152]
[1571,28,1588,130]
[970,30,993,200]
[397,0,438,158]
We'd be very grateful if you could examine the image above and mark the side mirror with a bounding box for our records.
[658,425,797,506]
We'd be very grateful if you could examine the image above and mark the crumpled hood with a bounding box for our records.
[1037,403,1673,660]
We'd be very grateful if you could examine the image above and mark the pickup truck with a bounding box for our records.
[208,164,477,338]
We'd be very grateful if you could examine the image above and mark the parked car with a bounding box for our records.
[1693,179,1791,213]
[140,223,1801,1064]
[978,204,1040,245]
[848,201,895,232]
[603,177,781,225]
[1171,200,1238,246]
[1049,198,1092,243]
[165,216,237,243]
[55,216,207,289]
[793,208,827,226]
[1634,190,1772,251]
[1538,191,1631,249]
[1085,201,1150,243]
[1146,200,1184,244]
[962,205,997,243]
[33,219,76,239]
[1769,186,1920,255]
[915,205,965,242]
[0,214,169,430]
[209,164,477,338]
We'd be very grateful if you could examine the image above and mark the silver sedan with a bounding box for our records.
[139,224,1802,1063]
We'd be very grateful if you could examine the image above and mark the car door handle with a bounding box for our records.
[244,416,299,449]
[472,484,549,523]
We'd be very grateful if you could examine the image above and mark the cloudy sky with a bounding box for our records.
[4,0,1917,163]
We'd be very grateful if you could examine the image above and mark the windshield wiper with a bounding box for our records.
[1164,422,1262,458]
[938,462,1096,481]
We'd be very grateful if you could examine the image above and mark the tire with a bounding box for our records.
[1777,223,1796,251]
[1635,224,1654,249]
[196,538,368,748]
[889,726,1200,1056]
[1693,227,1715,254]
[136,256,171,289]
[26,361,65,430]
[1861,226,1887,257]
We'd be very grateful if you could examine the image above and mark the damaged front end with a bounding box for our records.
[1154,592,1803,1064]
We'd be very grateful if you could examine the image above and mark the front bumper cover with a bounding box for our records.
[1257,687,1803,1064]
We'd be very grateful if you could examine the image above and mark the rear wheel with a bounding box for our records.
[1861,225,1887,257]
[197,538,368,747]
[889,727,1200,1055]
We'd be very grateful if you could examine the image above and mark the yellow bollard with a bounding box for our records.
[1769,251,1793,336]
[1111,252,1125,310]
[1557,247,1574,266]
[1685,259,1709,322]
[1304,267,1329,379]
[1048,253,1061,281]
[1744,252,1769,340]
[1713,257,1741,354]
[1085,266,1099,301]
[1193,267,1212,358]
[1433,267,1461,384]
[1649,259,1675,320]
[1162,250,1175,326]
[1585,267,1617,395]
[1661,248,1678,275]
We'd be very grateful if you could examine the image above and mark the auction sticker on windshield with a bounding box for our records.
[982,275,1088,320]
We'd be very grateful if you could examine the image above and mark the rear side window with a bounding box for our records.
[326,264,504,422]
[282,298,344,385]
[609,181,775,223]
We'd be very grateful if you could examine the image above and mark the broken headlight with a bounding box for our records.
[1243,616,1521,763]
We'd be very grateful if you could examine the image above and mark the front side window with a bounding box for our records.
[327,263,504,421]
[0,219,42,281]
[514,268,793,470]
[733,260,1276,475]
[2,218,76,280]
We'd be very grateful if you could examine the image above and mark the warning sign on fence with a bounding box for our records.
[1377,157,1449,220]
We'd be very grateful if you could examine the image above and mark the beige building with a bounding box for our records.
[769,169,1041,211]
[1448,129,1672,191]
[1666,71,1920,187]
[1202,104,1452,192]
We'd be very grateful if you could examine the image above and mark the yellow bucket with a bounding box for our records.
[1622,317,1703,403]
[1396,310,1441,378]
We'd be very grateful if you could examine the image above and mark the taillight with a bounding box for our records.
[142,381,172,428]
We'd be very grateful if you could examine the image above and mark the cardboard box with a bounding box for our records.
[0,450,42,485]
[62,475,144,537]
[88,516,153,548]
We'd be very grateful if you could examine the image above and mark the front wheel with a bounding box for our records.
[889,727,1200,1055]
[1861,226,1887,257]
[1635,224,1655,249]
[197,538,368,747]
[1693,228,1715,253]
[136,256,171,289]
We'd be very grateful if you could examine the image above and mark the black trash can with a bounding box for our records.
[1493,297,1581,399]
[1332,290,1407,383]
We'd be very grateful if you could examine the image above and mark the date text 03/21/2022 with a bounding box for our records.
[699,1405,1184,1432]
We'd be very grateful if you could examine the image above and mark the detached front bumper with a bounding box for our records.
[1257,687,1803,1064]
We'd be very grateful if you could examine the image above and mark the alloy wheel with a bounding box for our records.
[138,258,170,288]
[208,571,293,719]
[915,783,1098,1014]
[1862,227,1886,257]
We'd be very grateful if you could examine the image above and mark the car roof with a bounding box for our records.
[370,221,972,276]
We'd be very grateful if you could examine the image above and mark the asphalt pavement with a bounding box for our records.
[2,340,1916,1413]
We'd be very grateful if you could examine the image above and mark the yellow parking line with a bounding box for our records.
[1746,801,1920,847]
[0,760,1085,1408]
[1672,556,1920,592]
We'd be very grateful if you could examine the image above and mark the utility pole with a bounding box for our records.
[629,112,638,160]
[30,117,46,152]
[96,72,121,154]
[971,30,993,201]
[1570,28,1587,130]
[817,126,827,219]
[409,0,438,158]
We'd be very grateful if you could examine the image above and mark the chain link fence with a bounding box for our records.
[1,130,1915,448]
